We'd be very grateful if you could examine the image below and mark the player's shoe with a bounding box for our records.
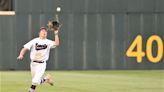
[45,74,54,86]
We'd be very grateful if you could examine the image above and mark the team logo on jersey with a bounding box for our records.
[35,43,47,50]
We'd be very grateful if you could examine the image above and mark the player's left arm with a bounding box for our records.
[54,30,59,47]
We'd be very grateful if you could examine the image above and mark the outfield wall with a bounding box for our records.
[0,0,164,70]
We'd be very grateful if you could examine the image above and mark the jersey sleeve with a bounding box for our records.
[49,40,55,48]
[24,39,35,50]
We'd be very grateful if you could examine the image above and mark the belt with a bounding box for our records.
[33,61,44,63]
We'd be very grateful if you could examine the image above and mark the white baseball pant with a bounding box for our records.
[30,61,46,85]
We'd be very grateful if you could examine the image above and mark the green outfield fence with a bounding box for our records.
[0,0,164,70]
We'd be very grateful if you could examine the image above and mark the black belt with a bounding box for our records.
[33,61,44,63]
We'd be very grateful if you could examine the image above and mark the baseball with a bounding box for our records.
[56,7,61,12]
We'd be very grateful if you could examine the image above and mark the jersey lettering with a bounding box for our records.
[35,43,47,50]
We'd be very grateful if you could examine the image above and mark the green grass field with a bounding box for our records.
[0,70,163,92]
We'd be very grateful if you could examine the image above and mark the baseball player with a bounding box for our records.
[17,26,60,92]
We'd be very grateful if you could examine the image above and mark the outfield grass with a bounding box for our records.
[0,70,163,92]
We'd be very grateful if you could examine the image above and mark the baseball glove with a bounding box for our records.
[47,20,60,31]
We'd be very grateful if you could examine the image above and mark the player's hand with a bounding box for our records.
[17,55,24,60]
[54,30,59,35]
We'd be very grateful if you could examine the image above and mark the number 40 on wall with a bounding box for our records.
[126,35,163,63]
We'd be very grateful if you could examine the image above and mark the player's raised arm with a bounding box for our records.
[54,30,60,47]
[47,20,61,47]
[17,48,29,60]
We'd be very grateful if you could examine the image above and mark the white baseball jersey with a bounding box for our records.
[24,37,55,62]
